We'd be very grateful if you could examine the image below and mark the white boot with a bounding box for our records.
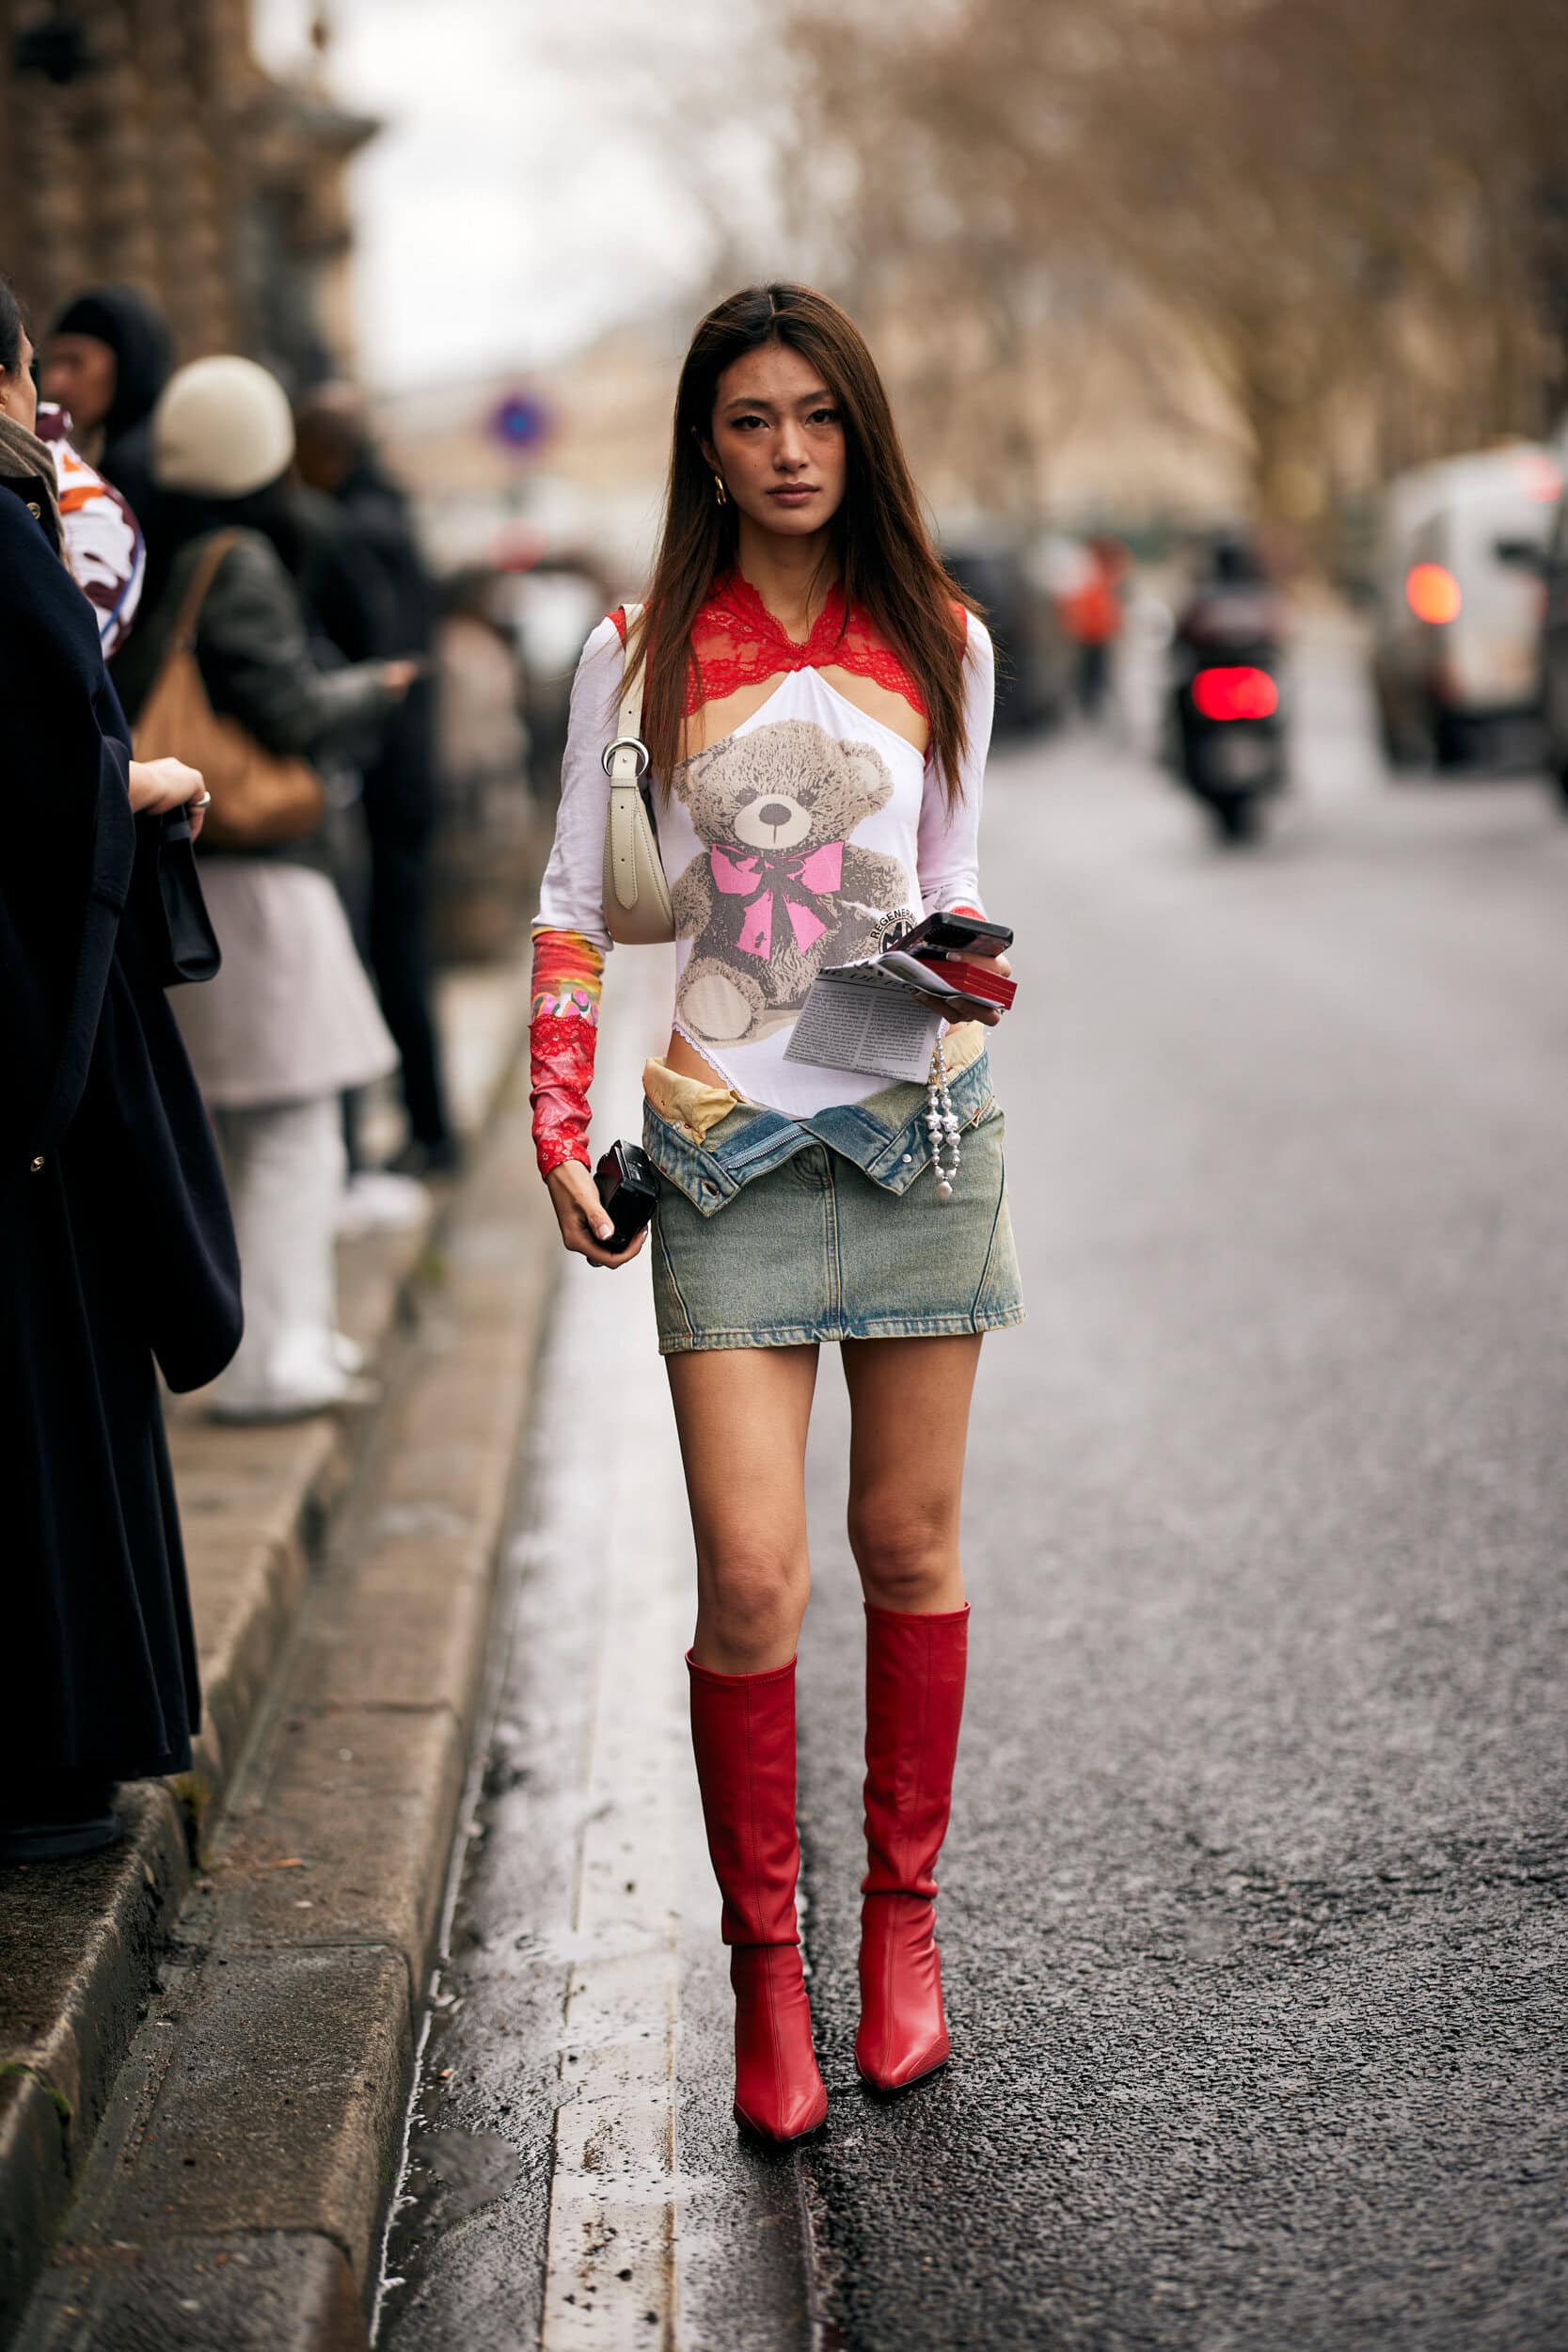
[209,1096,375,1421]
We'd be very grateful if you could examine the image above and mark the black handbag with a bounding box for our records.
[150,805,222,985]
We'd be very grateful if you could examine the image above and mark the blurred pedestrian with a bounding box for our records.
[40,283,172,527]
[115,358,417,1422]
[1,277,241,1863]
[34,402,145,657]
[295,384,459,1177]
[289,462,433,1232]
[435,566,530,825]
[1057,534,1126,719]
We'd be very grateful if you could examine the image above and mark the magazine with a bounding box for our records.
[784,950,987,1082]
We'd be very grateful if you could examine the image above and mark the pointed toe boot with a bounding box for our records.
[856,1891,952,2093]
[729,1946,830,2142]
[689,1652,828,2147]
[855,1603,969,2096]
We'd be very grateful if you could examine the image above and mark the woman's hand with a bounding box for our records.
[128,755,209,838]
[911,948,1013,1027]
[546,1160,649,1269]
[381,659,421,699]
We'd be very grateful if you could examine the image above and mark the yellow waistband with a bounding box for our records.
[641,1022,986,1146]
[641,1059,743,1144]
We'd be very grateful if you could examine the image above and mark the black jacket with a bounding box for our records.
[114,525,399,758]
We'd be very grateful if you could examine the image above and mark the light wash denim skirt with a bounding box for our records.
[641,1048,1024,1354]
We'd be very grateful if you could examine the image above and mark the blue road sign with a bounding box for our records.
[489,389,553,458]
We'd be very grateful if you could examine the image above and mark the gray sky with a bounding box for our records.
[255,0,785,393]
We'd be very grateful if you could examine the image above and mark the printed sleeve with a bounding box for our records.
[531,614,625,953]
[529,929,604,1178]
[529,615,626,1177]
[916,612,992,916]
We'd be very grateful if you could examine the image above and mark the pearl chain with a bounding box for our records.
[927,1036,960,1202]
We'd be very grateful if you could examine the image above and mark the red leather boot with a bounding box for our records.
[855,1602,969,2094]
[688,1651,829,2145]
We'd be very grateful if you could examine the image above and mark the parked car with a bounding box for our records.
[941,530,1074,733]
[1370,444,1560,770]
[1535,470,1568,809]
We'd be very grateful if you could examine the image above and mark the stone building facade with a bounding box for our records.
[1,0,374,385]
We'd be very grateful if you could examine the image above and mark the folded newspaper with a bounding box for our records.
[784,950,981,1083]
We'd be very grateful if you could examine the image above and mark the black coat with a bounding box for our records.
[0,482,242,1786]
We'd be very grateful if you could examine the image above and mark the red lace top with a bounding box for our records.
[612,568,940,720]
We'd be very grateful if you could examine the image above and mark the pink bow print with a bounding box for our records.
[710,839,844,959]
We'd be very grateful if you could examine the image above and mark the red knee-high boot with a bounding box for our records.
[687,1652,829,2145]
[855,1602,969,2094]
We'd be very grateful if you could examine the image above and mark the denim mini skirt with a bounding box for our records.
[641,1048,1025,1354]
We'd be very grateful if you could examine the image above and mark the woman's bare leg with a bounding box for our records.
[665,1343,820,1672]
[669,1342,829,2142]
[841,1334,983,1610]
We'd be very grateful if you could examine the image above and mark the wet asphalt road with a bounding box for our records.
[380,620,1568,2351]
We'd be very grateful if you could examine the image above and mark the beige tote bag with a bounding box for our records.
[601,602,675,945]
[133,532,325,852]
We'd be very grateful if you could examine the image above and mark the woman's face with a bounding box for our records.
[0,327,38,433]
[704,342,847,540]
[40,332,115,434]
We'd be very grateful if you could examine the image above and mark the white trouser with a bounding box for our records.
[210,1094,347,1411]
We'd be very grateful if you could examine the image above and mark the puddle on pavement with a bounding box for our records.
[402,2126,522,2228]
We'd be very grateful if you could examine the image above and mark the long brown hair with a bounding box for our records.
[628,283,977,805]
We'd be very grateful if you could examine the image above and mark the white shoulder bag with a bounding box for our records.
[601,602,676,945]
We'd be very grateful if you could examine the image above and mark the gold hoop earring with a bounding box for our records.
[712,471,728,507]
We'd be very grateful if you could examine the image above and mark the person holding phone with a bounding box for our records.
[528,285,1023,2143]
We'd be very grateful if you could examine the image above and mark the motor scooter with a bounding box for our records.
[1166,543,1289,844]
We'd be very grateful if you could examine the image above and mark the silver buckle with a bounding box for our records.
[602,735,651,779]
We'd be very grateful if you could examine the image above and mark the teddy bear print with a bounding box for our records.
[669,718,914,1047]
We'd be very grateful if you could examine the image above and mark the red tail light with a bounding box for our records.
[1191,665,1279,723]
[1405,563,1462,624]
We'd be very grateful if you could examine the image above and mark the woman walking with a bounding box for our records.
[530,284,1023,2142]
[115,358,416,1421]
[0,278,241,1862]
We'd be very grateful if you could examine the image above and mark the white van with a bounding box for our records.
[1370,443,1561,767]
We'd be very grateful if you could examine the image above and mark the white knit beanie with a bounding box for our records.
[151,357,295,498]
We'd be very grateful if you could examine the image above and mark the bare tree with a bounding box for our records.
[773,0,1568,523]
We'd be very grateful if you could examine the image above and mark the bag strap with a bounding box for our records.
[604,603,653,914]
[619,601,646,732]
[166,528,243,658]
[612,601,646,758]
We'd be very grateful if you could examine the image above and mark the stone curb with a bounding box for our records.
[8,1077,557,2351]
[0,960,535,2350]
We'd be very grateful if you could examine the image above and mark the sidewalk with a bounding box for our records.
[0,951,546,2348]
[374,946,817,2352]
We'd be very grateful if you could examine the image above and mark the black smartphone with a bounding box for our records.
[594,1139,658,1250]
[891,910,1014,959]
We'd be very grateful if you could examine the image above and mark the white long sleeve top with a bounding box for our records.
[534,599,994,1117]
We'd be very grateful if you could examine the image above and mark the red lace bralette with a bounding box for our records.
[612,569,957,722]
